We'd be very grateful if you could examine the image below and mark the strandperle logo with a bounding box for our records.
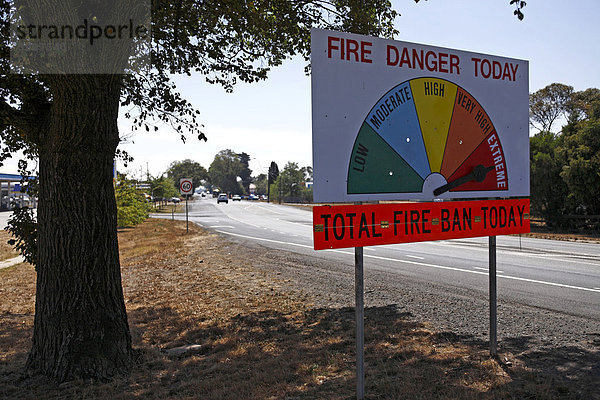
[10,1,151,74]
[14,18,149,46]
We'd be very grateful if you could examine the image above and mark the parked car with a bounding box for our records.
[232,195,241,201]
[248,194,259,200]
[171,197,181,203]
[217,194,228,204]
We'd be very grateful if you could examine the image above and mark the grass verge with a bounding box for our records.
[0,230,19,261]
[0,219,594,399]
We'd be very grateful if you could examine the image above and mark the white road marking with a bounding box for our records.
[214,229,600,294]
[0,256,25,269]
[437,242,600,266]
[406,255,425,260]
[215,230,313,249]
[255,204,284,214]
[276,217,313,229]
[474,266,505,273]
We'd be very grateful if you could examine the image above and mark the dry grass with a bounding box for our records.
[152,203,186,214]
[0,219,594,399]
[0,230,19,261]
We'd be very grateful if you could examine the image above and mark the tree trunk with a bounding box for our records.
[26,75,133,382]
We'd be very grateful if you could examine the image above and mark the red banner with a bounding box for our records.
[313,199,530,250]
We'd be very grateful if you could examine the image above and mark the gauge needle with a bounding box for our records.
[433,164,495,196]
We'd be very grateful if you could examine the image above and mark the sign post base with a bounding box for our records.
[489,236,497,357]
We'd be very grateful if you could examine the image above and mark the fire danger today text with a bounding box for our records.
[326,35,521,82]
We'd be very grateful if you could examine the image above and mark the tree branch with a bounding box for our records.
[0,97,48,145]
[0,99,27,130]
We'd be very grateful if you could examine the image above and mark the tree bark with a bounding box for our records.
[26,75,133,382]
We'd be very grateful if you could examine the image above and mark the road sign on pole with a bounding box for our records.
[179,178,193,196]
[180,179,192,233]
[310,28,530,397]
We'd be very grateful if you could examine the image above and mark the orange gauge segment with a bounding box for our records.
[441,88,496,178]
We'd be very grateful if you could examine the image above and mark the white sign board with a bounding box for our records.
[311,28,529,203]
[179,178,193,195]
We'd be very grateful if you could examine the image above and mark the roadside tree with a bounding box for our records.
[253,173,268,196]
[272,162,312,203]
[559,113,600,219]
[208,149,245,195]
[166,159,208,193]
[150,175,179,203]
[115,177,150,228]
[238,152,253,195]
[529,85,600,227]
[267,161,279,203]
[529,83,573,134]
[529,131,568,226]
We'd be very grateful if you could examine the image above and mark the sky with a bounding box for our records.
[2,0,600,179]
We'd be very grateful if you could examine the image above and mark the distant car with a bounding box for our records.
[171,197,181,203]
[217,194,228,204]
[232,195,241,201]
[249,194,259,200]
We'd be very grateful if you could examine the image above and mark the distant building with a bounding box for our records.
[0,173,36,210]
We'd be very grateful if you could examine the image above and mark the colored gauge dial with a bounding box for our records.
[347,77,508,196]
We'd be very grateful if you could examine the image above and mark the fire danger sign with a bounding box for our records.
[313,199,530,250]
[311,28,529,203]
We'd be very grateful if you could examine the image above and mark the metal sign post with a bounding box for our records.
[353,200,365,400]
[186,195,189,233]
[355,245,365,400]
[489,235,497,357]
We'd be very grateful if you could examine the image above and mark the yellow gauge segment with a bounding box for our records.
[410,78,458,173]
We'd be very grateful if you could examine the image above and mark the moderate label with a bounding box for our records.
[313,199,530,250]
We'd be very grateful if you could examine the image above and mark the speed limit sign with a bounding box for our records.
[179,178,193,195]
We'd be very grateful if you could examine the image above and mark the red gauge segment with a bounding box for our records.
[446,132,508,192]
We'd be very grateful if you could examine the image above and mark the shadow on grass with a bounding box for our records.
[1,305,598,399]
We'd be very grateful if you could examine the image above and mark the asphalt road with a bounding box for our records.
[165,197,600,323]
[5,202,600,322]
